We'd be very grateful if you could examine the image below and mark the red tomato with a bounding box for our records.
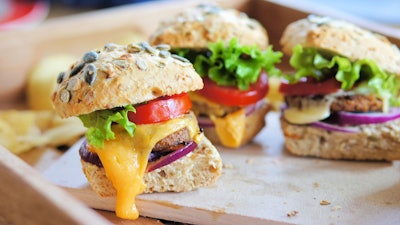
[197,72,269,106]
[279,77,341,96]
[128,93,192,125]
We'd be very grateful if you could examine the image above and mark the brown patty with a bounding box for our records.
[152,127,192,152]
[285,94,384,113]
[80,127,193,167]
[330,94,383,112]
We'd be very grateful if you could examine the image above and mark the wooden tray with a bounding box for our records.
[1,0,400,224]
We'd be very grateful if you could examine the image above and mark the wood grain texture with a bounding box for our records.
[96,210,165,225]
[0,145,162,225]
[0,145,112,225]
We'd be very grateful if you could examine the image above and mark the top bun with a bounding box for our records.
[149,4,269,50]
[280,15,400,75]
[51,42,203,118]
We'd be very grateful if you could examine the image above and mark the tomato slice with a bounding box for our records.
[279,77,341,96]
[197,72,269,106]
[127,93,192,125]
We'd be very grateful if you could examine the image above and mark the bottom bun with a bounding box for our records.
[280,117,400,161]
[81,135,222,197]
[203,102,270,148]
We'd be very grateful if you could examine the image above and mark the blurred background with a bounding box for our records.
[302,0,400,26]
[0,0,157,30]
[0,0,399,30]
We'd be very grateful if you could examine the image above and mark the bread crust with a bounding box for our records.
[201,101,270,148]
[280,117,400,161]
[51,42,203,118]
[280,15,400,75]
[81,135,222,197]
[149,4,269,50]
[148,4,272,148]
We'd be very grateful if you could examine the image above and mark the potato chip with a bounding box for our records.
[0,118,17,152]
[0,110,86,154]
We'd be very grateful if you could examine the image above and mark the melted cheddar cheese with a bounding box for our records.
[189,92,247,148]
[92,113,200,220]
[210,109,246,148]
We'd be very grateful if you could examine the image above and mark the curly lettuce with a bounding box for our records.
[79,105,136,148]
[286,45,400,106]
[175,38,282,90]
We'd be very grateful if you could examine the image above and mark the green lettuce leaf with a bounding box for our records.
[175,38,282,90]
[287,45,400,106]
[78,105,136,148]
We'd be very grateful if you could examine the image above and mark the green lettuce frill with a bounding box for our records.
[175,38,282,90]
[78,105,136,148]
[286,45,400,106]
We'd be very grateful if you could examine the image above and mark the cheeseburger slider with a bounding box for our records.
[149,4,282,148]
[279,15,400,160]
[51,42,222,219]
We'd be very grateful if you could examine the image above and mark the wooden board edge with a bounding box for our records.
[0,145,112,225]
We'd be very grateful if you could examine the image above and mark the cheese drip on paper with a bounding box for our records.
[93,113,199,220]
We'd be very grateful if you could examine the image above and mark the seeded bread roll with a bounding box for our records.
[81,136,222,196]
[149,4,269,50]
[280,117,400,161]
[278,15,400,161]
[280,15,400,75]
[51,42,223,219]
[149,4,274,148]
[52,42,203,118]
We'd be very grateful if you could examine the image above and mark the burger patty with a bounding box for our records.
[80,127,193,167]
[285,94,384,113]
[152,127,192,152]
[330,94,383,112]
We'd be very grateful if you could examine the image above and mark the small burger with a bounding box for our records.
[149,4,282,148]
[51,42,222,219]
[279,15,400,160]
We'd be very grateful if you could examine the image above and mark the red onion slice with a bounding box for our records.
[79,140,103,167]
[337,107,400,126]
[311,121,360,133]
[197,116,215,128]
[79,139,198,172]
[147,141,198,172]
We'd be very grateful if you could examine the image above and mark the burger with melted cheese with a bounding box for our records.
[51,42,222,220]
[279,15,400,160]
[149,4,282,148]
